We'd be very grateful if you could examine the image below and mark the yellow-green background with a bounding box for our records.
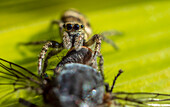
[0,0,170,106]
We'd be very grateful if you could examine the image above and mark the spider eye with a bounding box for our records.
[81,25,84,28]
[63,24,65,28]
[73,24,79,30]
[67,24,72,30]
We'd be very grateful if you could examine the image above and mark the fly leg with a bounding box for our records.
[109,69,123,92]
[19,98,38,107]
[104,69,123,93]
[101,30,123,50]
[38,41,63,75]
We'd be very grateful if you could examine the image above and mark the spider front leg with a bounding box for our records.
[38,41,63,75]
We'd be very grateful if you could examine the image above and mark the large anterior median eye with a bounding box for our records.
[73,24,79,30]
[67,24,72,30]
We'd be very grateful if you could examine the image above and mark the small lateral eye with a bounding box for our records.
[81,25,84,28]
[73,24,79,30]
[67,24,72,30]
[63,24,65,28]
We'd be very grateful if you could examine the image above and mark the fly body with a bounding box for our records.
[0,58,105,107]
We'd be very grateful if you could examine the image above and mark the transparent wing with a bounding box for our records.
[112,91,170,106]
[0,58,42,98]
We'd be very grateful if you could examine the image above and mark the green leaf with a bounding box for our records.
[0,0,169,106]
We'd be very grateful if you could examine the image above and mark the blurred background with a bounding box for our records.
[0,0,170,106]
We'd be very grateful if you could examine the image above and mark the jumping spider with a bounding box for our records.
[24,9,122,74]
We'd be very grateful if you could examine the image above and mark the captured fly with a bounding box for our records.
[23,9,121,74]
[0,57,170,107]
[0,58,104,107]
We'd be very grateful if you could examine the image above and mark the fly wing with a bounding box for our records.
[112,92,170,106]
[0,58,42,98]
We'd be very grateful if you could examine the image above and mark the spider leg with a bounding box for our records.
[101,30,122,50]
[50,20,63,36]
[42,49,62,75]
[19,41,48,45]
[98,54,104,80]
[84,34,102,60]
[84,34,103,76]
[19,98,38,107]
[101,35,118,50]
[101,30,122,37]
[38,41,63,75]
